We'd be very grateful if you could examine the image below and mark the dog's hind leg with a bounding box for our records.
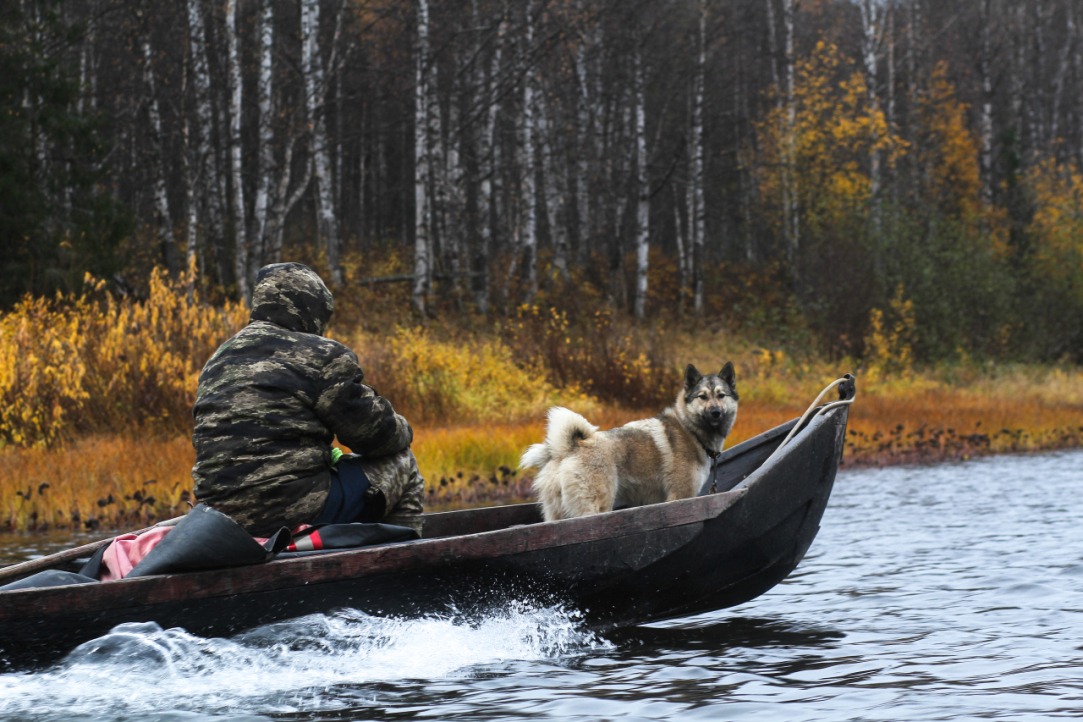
[532,469,564,521]
[559,470,617,518]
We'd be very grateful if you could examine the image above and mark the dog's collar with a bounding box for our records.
[697,436,720,460]
[701,441,721,494]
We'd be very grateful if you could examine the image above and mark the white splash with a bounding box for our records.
[0,602,609,720]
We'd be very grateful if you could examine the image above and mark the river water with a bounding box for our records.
[1,450,1082,721]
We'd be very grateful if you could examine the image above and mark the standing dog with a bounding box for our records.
[520,363,738,521]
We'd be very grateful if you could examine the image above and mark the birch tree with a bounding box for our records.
[632,37,650,320]
[182,22,197,287]
[539,91,569,282]
[1030,0,1045,154]
[225,0,247,300]
[302,0,343,287]
[978,0,995,206]
[265,136,313,263]
[442,31,467,307]
[142,37,179,277]
[471,3,506,314]
[517,0,539,304]
[187,0,227,287]
[248,0,275,283]
[573,0,592,260]
[1049,1,1074,150]
[860,0,884,231]
[691,0,706,314]
[412,0,433,314]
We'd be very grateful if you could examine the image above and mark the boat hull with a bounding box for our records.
[0,406,848,669]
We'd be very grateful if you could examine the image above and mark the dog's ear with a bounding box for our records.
[720,361,736,389]
[684,364,702,390]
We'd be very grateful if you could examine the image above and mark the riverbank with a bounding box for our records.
[1,366,1080,530]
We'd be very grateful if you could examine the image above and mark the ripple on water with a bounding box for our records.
[1,450,1083,721]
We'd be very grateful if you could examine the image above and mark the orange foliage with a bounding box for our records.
[1025,157,1083,302]
[0,268,248,446]
[755,41,905,234]
[916,63,984,223]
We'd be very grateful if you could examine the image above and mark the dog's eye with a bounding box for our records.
[699,394,708,400]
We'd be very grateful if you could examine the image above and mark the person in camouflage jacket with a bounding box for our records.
[191,263,424,536]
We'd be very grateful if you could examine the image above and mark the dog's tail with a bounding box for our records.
[519,407,598,470]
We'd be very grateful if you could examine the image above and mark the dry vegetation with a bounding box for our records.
[0,269,1081,531]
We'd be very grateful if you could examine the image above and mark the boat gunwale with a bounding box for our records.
[0,486,748,619]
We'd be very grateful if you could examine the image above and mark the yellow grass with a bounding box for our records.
[2,369,1080,530]
[0,435,196,532]
[1,265,1081,532]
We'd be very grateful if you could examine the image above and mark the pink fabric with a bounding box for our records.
[100,527,174,581]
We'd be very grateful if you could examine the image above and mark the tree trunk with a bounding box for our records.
[539,92,569,282]
[412,0,433,314]
[82,3,97,114]
[767,0,794,270]
[181,17,198,290]
[302,0,343,287]
[1050,1,1074,151]
[226,0,248,300]
[472,6,505,315]
[860,0,883,232]
[518,0,539,304]
[886,3,895,201]
[143,39,179,277]
[979,0,994,206]
[248,0,275,285]
[444,36,467,310]
[691,0,707,315]
[574,0,591,263]
[266,136,313,263]
[1030,0,1045,155]
[632,40,649,320]
[674,182,688,314]
[188,0,229,288]
[608,102,629,310]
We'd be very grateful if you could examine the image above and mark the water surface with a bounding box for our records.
[1,450,1082,721]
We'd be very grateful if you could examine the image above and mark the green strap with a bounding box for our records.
[331,447,343,465]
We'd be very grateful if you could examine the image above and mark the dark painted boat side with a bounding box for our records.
[0,405,848,669]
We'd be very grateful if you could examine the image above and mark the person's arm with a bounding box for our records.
[357,449,425,536]
[315,350,413,458]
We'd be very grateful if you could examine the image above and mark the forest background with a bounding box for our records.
[1,0,1082,532]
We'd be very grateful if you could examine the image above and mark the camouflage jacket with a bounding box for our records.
[191,263,413,536]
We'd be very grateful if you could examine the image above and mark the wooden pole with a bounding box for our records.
[0,517,184,585]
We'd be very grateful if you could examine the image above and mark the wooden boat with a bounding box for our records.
[0,378,854,669]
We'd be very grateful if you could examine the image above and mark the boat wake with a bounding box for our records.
[0,601,610,720]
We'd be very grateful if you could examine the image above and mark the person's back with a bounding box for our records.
[192,263,422,536]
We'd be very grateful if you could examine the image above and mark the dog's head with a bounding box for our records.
[677,362,739,440]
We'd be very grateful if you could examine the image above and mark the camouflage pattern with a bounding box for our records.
[347,448,425,535]
[192,263,416,536]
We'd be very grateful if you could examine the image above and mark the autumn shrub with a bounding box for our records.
[863,286,917,382]
[347,326,594,427]
[505,304,675,409]
[0,268,247,446]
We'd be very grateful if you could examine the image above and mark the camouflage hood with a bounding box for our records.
[250,263,334,336]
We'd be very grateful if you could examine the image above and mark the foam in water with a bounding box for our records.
[0,601,610,720]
